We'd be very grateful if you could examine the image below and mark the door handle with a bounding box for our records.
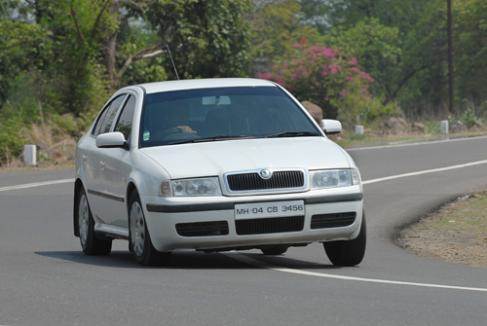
[100,161,106,169]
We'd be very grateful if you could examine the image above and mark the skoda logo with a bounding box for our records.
[259,168,273,180]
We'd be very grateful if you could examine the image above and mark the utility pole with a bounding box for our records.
[447,0,454,114]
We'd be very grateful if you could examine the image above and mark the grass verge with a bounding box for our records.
[398,191,487,268]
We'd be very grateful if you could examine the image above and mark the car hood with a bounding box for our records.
[140,137,352,179]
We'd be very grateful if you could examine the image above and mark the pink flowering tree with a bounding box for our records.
[257,38,379,126]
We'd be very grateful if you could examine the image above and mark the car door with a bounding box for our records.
[86,94,127,224]
[100,94,137,228]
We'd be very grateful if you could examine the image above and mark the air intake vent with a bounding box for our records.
[236,216,304,235]
[176,221,229,237]
[310,212,356,229]
[227,170,304,191]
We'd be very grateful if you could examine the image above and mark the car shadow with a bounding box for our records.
[35,250,338,270]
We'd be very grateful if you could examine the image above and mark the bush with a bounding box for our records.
[480,101,487,121]
[337,79,399,126]
[460,107,478,129]
[424,120,441,134]
[0,72,86,165]
[257,38,395,127]
[0,109,78,166]
[457,100,484,129]
[0,104,28,164]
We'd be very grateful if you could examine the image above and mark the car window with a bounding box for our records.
[140,86,321,147]
[114,95,136,140]
[93,95,126,136]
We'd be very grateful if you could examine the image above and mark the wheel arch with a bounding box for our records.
[126,181,139,211]
[73,178,85,237]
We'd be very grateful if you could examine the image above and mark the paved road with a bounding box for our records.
[1,137,487,326]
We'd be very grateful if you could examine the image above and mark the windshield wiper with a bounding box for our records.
[191,135,257,143]
[164,132,319,145]
[165,135,256,145]
[264,131,321,138]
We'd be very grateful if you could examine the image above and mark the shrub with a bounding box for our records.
[424,120,441,134]
[257,38,393,127]
[0,104,28,164]
[460,107,478,129]
[336,78,398,125]
[457,100,484,129]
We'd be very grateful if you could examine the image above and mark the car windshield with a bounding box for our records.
[139,86,321,147]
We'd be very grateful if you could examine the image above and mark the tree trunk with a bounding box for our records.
[447,0,454,115]
[106,33,118,90]
[104,0,121,90]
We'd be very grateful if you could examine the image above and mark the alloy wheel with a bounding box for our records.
[130,201,146,257]
[78,193,90,248]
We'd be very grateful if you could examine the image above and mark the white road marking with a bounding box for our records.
[347,135,487,151]
[2,158,487,193]
[0,154,486,292]
[362,159,487,185]
[1,136,486,193]
[228,254,487,293]
[0,178,74,192]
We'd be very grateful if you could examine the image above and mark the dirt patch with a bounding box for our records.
[398,192,487,268]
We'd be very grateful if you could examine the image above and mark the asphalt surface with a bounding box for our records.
[1,136,487,326]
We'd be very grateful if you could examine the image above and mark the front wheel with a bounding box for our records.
[76,188,112,255]
[128,192,170,266]
[323,213,366,266]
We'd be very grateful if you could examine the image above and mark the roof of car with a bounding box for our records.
[137,78,276,94]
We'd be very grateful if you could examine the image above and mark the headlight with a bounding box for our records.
[160,177,222,197]
[310,169,360,189]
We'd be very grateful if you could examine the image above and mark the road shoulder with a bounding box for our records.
[398,191,487,268]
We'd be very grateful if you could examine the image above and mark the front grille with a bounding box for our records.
[227,170,304,191]
[236,216,304,235]
[310,212,356,229]
[176,221,229,237]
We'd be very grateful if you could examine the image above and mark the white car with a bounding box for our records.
[74,78,365,266]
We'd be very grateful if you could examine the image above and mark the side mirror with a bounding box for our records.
[321,119,342,134]
[96,132,128,149]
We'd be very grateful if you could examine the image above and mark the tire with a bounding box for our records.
[128,191,170,266]
[323,213,366,266]
[76,188,112,255]
[261,246,288,256]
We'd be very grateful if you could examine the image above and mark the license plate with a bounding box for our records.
[234,200,305,220]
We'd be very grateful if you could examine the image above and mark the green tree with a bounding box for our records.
[147,0,252,79]
[454,0,487,107]
[326,18,401,103]
[30,0,118,114]
[250,0,323,71]
[23,0,168,114]
[0,20,51,103]
[314,0,450,117]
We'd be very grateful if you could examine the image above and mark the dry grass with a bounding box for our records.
[399,192,487,268]
[26,123,76,166]
[0,121,76,172]
[0,156,24,170]
[0,121,76,171]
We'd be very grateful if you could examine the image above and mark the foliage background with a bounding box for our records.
[0,0,486,164]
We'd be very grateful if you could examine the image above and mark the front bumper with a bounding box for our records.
[142,187,363,251]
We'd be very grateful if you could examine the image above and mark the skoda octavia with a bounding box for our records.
[74,78,366,266]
